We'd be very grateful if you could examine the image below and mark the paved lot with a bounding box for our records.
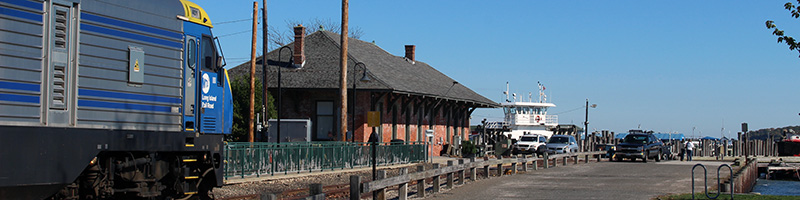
[423,160,733,200]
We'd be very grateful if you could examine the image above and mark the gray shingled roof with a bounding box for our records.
[229,30,497,107]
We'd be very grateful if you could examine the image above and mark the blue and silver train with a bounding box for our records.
[0,0,233,199]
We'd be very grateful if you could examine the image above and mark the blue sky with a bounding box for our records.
[195,0,800,138]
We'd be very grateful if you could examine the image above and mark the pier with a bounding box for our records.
[411,159,733,200]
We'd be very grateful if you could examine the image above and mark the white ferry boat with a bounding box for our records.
[486,82,558,140]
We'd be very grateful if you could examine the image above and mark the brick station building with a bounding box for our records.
[230,26,496,156]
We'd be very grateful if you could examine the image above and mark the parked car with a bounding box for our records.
[545,135,578,154]
[513,134,547,155]
[611,133,664,162]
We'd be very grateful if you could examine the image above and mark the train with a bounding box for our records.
[0,0,232,199]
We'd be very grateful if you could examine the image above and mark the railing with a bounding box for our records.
[691,163,733,200]
[352,151,606,200]
[223,141,427,179]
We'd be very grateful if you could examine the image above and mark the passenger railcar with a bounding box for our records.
[0,0,232,199]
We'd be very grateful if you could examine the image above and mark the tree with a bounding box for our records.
[766,1,800,58]
[268,18,364,50]
[228,76,276,142]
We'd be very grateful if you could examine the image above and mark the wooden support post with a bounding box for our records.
[483,163,490,178]
[585,155,589,163]
[563,157,568,166]
[737,132,742,157]
[458,159,465,185]
[511,156,518,175]
[262,193,277,200]
[573,156,578,165]
[350,176,361,200]
[470,157,477,181]
[446,160,454,188]
[543,153,549,169]
[374,170,386,200]
[496,162,503,176]
[596,153,601,162]
[432,164,440,193]
[533,160,538,170]
[309,183,324,200]
[398,168,408,200]
[522,157,528,171]
[416,166,425,198]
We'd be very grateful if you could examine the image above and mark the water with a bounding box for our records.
[751,179,800,196]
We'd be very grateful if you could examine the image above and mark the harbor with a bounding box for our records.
[3,0,800,199]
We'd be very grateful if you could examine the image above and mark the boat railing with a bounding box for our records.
[485,121,510,129]
[545,115,558,125]
[509,115,558,126]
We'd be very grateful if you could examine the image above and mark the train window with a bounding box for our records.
[188,39,196,68]
[201,36,216,71]
[190,7,201,19]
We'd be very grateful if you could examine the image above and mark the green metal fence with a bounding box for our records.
[223,141,427,179]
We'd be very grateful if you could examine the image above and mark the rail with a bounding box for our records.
[351,151,605,200]
[691,163,733,200]
[223,141,427,179]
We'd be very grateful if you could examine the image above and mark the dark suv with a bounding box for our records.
[611,133,663,162]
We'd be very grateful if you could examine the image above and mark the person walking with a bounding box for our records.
[685,141,694,161]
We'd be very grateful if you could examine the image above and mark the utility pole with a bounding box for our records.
[248,2,258,142]
[584,99,589,152]
[261,0,269,142]
[339,0,349,141]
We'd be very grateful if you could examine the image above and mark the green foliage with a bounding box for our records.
[227,76,276,142]
[745,125,800,141]
[766,1,800,58]
[461,140,478,155]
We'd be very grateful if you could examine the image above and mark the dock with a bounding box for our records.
[765,165,800,180]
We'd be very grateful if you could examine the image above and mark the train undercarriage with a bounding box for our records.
[51,151,219,200]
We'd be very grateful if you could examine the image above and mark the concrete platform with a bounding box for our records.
[423,159,735,200]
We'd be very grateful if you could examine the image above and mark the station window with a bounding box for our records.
[316,101,335,140]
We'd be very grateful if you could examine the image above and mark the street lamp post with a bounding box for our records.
[583,99,597,152]
[351,62,370,143]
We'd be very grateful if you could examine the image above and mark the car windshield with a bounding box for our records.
[624,135,648,144]
[548,137,569,143]
[520,137,537,142]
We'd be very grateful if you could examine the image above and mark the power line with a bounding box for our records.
[217,30,251,37]
[552,106,585,115]
[216,18,253,25]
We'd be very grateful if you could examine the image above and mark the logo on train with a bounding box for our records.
[202,73,210,94]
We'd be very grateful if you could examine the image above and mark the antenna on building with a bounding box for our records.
[504,82,510,102]
[529,92,533,102]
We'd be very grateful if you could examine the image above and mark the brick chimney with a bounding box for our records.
[404,45,415,62]
[293,25,305,65]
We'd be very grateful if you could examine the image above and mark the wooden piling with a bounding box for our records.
[469,157,476,181]
[398,168,408,200]
[457,159,465,185]
[415,166,425,198]
[432,164,440,193]
[374,170,386,200]
[349,176,360,200]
